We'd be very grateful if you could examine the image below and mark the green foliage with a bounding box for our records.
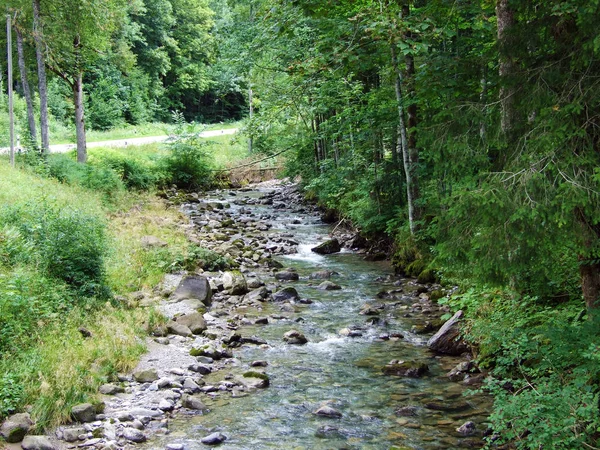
[0,372,23,418]
[160,113,214,189]
[90,151,159,190]
[0,199,108,296]
[146,244,236,273]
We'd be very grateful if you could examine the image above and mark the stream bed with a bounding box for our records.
[144,184,491,450]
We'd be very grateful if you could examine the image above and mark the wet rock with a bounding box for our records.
[395,406,419,417]
[311,239,341,255]
[339,328,362,337]
[222,271,248,295]
[21,436,56,450]
[171,276,212,306]
[251,360,268,367]
[181,394,206,411]
[133,369,159,383]
[98,384,124,395]
[274,269,299,281]
[141,235,168,248]
[254,317,269,325]
[317,281,341,290]
[313,405,343,418]
[71,403,96,423]
[188,363,212,375]
[166,444,185,450]
[272,287,300,302]
[175,312,207,335]
[424,401,470,412]
[240,336,267,345]
[0,412,33,443]
[200,432,227,446]
[309,270,337,280]
[116,412,134,422]
[166,321,193,337]
[359,304,382,315]
[283,330,308,345]
[447,361,476,382]
[183,378,202,393]
[456,421,476,436]
[242,371,270,388]
[158,399,175,412]
[427,310,470,356]
[123,427,146,443]
[383,360,429,378]
[245,287,269,303]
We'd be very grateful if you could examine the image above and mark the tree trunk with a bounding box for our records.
[496,0,517,145]
[32,0,49,152]
[391,42,417,235]
[15,25,37,146]
[576,209,600,315]
[73,71,87,163]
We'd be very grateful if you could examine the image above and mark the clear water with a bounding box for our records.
[147,188,490,450]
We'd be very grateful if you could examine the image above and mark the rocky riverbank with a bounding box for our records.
[1,180,489,450]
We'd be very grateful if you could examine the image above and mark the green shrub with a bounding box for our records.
[0,200,108,295]
[0,372,23,418]
[92,153,158,190]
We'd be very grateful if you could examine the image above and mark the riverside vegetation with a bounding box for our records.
[1,0,600,448]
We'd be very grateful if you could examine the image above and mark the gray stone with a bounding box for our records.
[71,403,96,423]
[317,281,341,290]
[272,287,300,302]
[116,412,134,422]
[244,287,268,302]
[166,321,193,337]
[251,360,268,367]
[188,364,211,375]
[427,310,470,356]
[122,428,146,443]
[133,369,159,383]
[128,408,163,418]
[283,330,308,345]
[181,394,206,411]
[62,427,85,443]
[158,399,174,412]
[0,413,33,443]
[200,432,227,446]
[309,270,337,280]
[141,235,168,248]
[456,421,476,436]
[274,269,299,281]
[222,271,248,295]
[313,406,342,418]
[21,436,56,450]
[311,239,341,254]
[166,444,184,450]
[171,276,212,306]
[183,378,201,393]
[175,312,207,335]
[98,384,124,395]
[383,360,429,378]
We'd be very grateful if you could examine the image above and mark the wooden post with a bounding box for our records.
[248,84,253,154]
[7,14,15,167]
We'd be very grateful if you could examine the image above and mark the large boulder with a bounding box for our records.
[175,312,207,335]
[283,330,308,345]
[166,321,193,337]
[133,369,159,383]
[71,403,96,423]
[311,239,341,255]
[427,310,470,356]
[0,413,33,443]
[171,276,212,306]
[222,271,248,295]
[272,287,300,303]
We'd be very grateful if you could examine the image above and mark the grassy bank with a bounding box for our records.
[0,131,251,430]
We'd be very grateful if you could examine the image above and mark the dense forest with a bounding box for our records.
[2,0,600,448]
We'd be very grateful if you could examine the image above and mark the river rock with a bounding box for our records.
[133,368,159,383]
[222,271,248,295]
[309,270,337,280]
[188,363,212,375]
[383,360,429,378]
[427,310,470,355]
[123,427,146,443]
[175,312,207,334]
[61,427,85,443]
[166,321,193,337]
[245,287,268,302]
[200,432,227,446]
[272,287,300,302]
[21,436,56,450]
[274,269,299,281]
[395,406,419,417]
[171,276,212,306]
[317,281,341,290]
[456,421,476,436]
[0,412,33,443]
[181,394,206,410]
[242,371,270,388]
[71,403,96,423]
[313,405,343,418]
[283,330,308,345]
[311,239,341,254]
[183,378,202,393]
[98,383,124,395]
[447,361,476,382]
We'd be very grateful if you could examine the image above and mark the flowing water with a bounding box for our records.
[148,186,490,450]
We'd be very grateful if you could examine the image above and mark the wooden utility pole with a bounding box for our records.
[7,14,15,167]
[248,83,253,154]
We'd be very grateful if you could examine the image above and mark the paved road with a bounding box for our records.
[1,128,238,154]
